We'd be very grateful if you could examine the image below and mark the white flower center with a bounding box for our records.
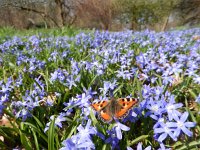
[164,127,169,133]
[166,104,175,111]
[158,118,164,123]
[177,121,184,128]
[56,117,61,123]
[151,105,159,112]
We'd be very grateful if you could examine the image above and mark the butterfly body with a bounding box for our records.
[91,98,138,123]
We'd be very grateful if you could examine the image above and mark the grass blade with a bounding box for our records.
[48,116,55,150]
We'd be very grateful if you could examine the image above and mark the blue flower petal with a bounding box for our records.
[171,112,179,121]
[174,128,181,137]
[77,141,95,149]
[184,122,196,128]
[180,112,189,122]
[117,122,130,131]
[60,138,75,150]
[168,131,177,141]
[154,128,164,133]
[181,126,193,137]
[166,122,177,127]
[158,133,167,142]
[145,146,151,150]
[137,142,142,150]
[105,137,112,143]
[127,146,133,150]
[174,103,183,108]
[116,126,122,140]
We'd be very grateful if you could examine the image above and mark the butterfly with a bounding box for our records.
[91,98,138,123]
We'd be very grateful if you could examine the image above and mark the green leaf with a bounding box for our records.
[88,74,99,88]
[90,109,98,125]
[0,127,16,144]
[19,127,32,150]
[31,128,40,150]
[66,122,78,139]
[55,133,60,149]
[128,135,149,146]
[188,89,197,99]
[113,84,124,95]
[0,140,7,149]
[136,76,142,100]
[176,138,200,150]
[8,62,16,68]
[102,144,109,150]
[172,141,183,148]
[48,116,56,150]
[33,115,45,129]
[23,122,48,142]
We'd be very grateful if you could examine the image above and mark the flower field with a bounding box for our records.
[0,28,200,150]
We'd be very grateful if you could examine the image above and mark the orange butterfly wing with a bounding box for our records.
[91,100,108,111]
[91,100,113,122]
[99,107,113,122]
[114,98,138,119]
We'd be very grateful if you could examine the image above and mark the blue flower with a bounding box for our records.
[154,122,177,142]
[48,51,58,61]
[136,142,151,150]
[162,75,174,85]
[50,68,69,83]
[44,114,67,132]
[66,75,77,89]
[193,75,200,84]
[165,95,183,121]
[195,94,200,104]
[0,101,5,114]
[1,94,9,103]
[168,63,183,75]
[77,119,97,139]
[83,87,97,97]
[116,69,133,80]
[0,84,11,93]
[14,74,23,87]
[146,98,166,118]
[99,80,117,95]
[15,108,32,121]
[12,89,43,121]
[75,93,92,108]
[153,117,165,129]
[60,119,96,150]
[185,68,196,77]
[114,121,130,140]
[71,59,80,75]
[105,129,120,150]
[50,70,59,81]
[166,112,196,137]
[157,143,171,150]
[0,78,13,94]
[60,138,75,150]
